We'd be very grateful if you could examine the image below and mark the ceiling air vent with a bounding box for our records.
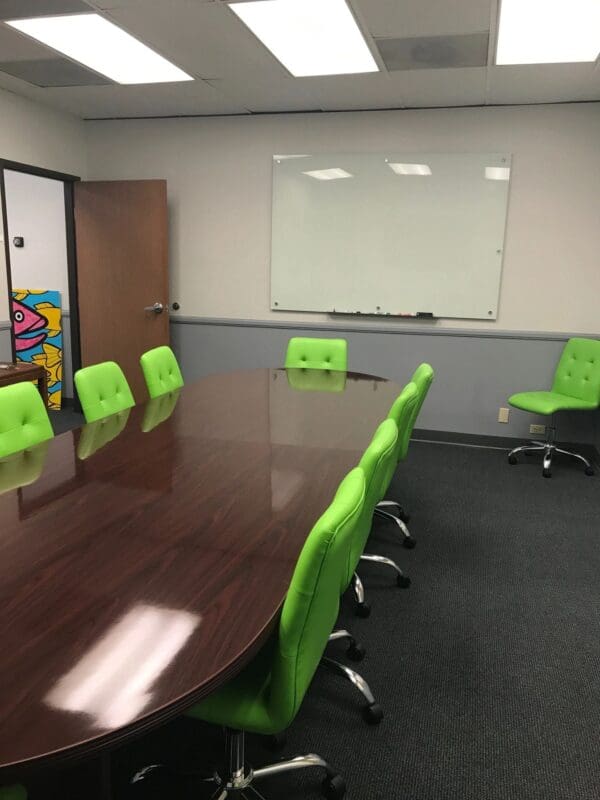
[375,33,489,71]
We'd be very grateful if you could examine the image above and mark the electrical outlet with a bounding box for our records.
[498,407,510,423]
[530,424,545,435]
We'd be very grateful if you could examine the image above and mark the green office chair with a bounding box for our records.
[76,409,131,460]
[141,389,181,433]
[74,361,135,423]
[508,338,600,477]
[286,368,347,393]
[0,441,49,495]
[375,373,430,548]
[285,337,348,371]
[140,345,184,399]
[0,382,54,459]
[346,417,411,621]
[0,786,26,800]
[134,467,366,799]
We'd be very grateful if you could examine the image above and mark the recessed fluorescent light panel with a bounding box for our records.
[6,14,193,84]
[485,167,511,181]
[303,168,353,181]
[229,0,378,77]
[496,0,600,65]
[388,163,432,176]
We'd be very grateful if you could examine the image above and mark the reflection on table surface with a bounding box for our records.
[286,368,347,393]
[0,368,402,775]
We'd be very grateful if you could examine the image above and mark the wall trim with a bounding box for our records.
[170,315,599,343]
[0,319,10,331]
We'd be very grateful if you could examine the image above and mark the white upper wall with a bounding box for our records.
[0,87,86,322]
[84,103,600,335]
[4,170,70,310]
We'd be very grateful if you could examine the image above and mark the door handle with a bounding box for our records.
[144,302,166,314]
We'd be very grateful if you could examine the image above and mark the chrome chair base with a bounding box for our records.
[328,629,365,661]
[508,426,595,478]
[360,552,411,589]
[132,729,346,799]
[374,504,416,548]
[319,657,383,725]
[352,572,371,617]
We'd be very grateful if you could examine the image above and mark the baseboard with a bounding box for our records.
[413,427,600,466]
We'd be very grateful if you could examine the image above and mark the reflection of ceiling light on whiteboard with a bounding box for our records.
[485,167,511,181]
[388,163,432,176]
[7,14,193,84]
[496,0,600,64]
[303,168,353,181]
[229,0,378,77]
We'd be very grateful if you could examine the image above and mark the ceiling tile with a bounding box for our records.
[357,0,493,38]
[310,73,405,111]
[0,22,64,60]
[42,80,249,118]
[0,57,110,86]
[488,64,600,105]
[207,76,320,113]
[0,0,91,18]
[396,66,488,107]
[376,33,489,71]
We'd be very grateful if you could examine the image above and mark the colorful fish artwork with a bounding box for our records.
[11,290,63,411]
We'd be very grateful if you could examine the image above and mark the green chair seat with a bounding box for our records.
[74,361,135,423]
[0,382,54,459]
[509,391,598,416]
[187,466,366,736]
[284,337,347,372]
[140,345,184,399]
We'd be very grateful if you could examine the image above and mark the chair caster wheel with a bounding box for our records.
[397,574,411,588]
[266,731,287,751]
[346,641,366,662]
[585,466,594,476]
[403,537,416,549]
[543,468,552,478]
[322,774,346,800]
[508,454,518,465]
[363,702,383,725]
[355,601,371,618]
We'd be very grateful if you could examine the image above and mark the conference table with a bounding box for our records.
[0,368,401,790]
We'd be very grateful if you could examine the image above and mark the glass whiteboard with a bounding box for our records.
[270,152,511,320]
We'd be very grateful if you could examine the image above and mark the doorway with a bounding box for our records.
[0,159,81,416]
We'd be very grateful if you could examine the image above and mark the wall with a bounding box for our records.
[0,86,85,389]
[85,103,600,452]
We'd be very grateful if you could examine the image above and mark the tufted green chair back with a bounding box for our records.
[74,361,135,423]
[140,345,184,399]
[284,337,347,371]
[0,382,54,459]
[552,338,600,405]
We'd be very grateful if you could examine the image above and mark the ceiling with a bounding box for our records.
[0,0,598,119]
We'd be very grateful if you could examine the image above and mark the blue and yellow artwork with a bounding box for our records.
[11,289,63,411]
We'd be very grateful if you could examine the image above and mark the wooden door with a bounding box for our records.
[74,180,169,401]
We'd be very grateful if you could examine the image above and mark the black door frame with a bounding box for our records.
[0,158,82,403]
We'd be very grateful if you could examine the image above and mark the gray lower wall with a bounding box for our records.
[171,317,600,453]
[0,322,11,362]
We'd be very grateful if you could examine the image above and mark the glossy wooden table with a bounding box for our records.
[0,361,48,408]
[0,368,400,782]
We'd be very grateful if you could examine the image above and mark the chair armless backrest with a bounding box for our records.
[268,467,365,730]
[285,368,347,393]
[140,346,184,399]
[0,441,49,495]
[74,361,135,423]
[0,382,54,459]
[396,364,434,462]
[551,338,600,406]
[387,381,419,465]
[342,419,399,592]
[284,337,348,372]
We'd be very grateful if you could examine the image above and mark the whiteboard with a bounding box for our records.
[270,153,511,320]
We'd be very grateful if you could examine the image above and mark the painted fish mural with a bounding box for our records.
[11,290,63,411]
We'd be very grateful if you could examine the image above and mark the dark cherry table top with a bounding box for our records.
[0,368,401,778]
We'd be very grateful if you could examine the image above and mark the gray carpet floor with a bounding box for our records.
[32,440,600,799]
